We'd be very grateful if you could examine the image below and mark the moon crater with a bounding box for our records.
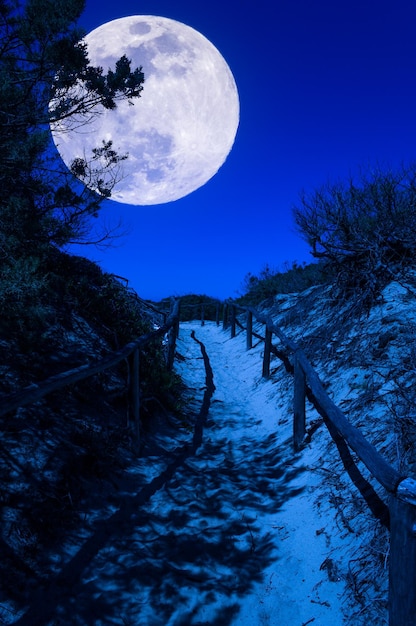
[51,15,240,205]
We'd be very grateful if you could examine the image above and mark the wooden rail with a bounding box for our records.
[161,296,222,326]
[199,301,416,626]
[0,300,181,452]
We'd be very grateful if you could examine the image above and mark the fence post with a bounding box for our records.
[262,327,272,378]
[246,310,253,350]
[201,303,205,326]
[389,484,416,626]
[216,303,220,326]
[128,348,140,450]
[223,303,228,330]
[230,305,236,338]
[293,353,306,451]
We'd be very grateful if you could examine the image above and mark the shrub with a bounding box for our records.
[43,250,152,347]
[0,248,182,423]
[293,163,416,311]
[157,294,222,322]
[0,256,54,349]
[239,261,330,305]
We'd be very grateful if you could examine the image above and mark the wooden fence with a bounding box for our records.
[196,300,416,626]
[0,299,181,452]
[164,300,221,326]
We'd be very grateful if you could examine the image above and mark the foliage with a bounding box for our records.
[0,256,53,350]
[52,254,183,414]
[43,250,151,347]
[0,0,144,258]
[0,249,182,423]
[157,294,222,322]
[293,163,416,311]
[239,261,330,305]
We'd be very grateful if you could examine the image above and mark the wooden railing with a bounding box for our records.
[160,300,221,326]
[0,300,181,452]
[197,300,416,626]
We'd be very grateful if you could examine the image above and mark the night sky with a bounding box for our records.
[67,0,416,301]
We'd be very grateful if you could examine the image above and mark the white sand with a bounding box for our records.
[169,321,351,625]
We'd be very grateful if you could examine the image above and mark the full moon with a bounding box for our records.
[51,16,240,205]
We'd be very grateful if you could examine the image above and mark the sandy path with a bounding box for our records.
[170,321,348,625]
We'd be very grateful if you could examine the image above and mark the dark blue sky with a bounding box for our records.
[70,0,416,301]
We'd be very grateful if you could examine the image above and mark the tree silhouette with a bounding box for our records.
[0,0,144,257]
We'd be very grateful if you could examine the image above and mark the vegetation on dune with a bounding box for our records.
[239,260,331,305]
[293,163,416,312]
[240,163,416,312]
[157,294,222,322]
[0,248,182,415]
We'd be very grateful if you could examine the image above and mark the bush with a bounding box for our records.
[42,250,152,346]
[0,248,181,422]
[44,251,182,412]
[157,294,222,322]
[293,163,416,310]
[239,261,330,305]
[0,256,56,352]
